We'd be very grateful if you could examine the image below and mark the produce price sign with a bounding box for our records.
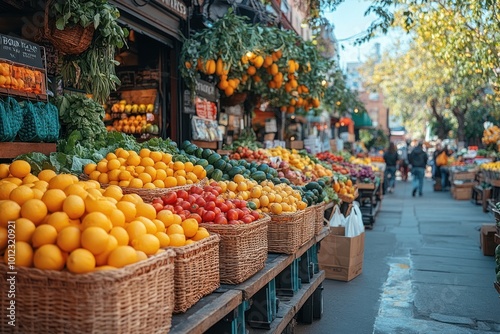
[195,97,217,120]
[0,34,43,69]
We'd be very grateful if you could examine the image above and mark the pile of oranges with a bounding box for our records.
[218,175,307,215]
[0,160,210,274]
[83,148,206,189]
[333,179,356,201]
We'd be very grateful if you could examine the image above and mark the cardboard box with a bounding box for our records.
[480,224,497,256]
[318,227,365,281]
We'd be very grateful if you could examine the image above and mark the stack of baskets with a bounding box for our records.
[302,205,316,245]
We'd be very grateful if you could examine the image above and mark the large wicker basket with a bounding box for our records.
[44,1,94,55]
[0,250,175,334]
[201,215,269,284]
[267,210,304,254]
[169,234,220,313]
[302,206,316,245]
[314,202,327,235]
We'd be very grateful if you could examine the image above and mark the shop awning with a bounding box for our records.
[352,112,373,128]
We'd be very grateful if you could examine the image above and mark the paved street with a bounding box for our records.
[297,177,500,333]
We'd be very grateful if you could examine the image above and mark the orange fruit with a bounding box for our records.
[57,226,81,252]
[33,244,65,270]
[9,185,34,206]
[82,211,112,232]
[14,218,36,242]
[126,221,147,241]
[140,157,154,168]
[135,217,157,234]
[94,235,118,266]
[22,174,39,185]
[129,178,143,188]
[20,199,48,225]
[156,210,174,227]
[83,163,97,175]
[63,195,86,220]
[5,241,33,267]
[0,200,21,228]
[48,174,76,190]
[0,226,7,251]
[149,151,163,163]
[131,234,160,255]
[46,211,71,231]
[9,160,31,178]
[167,223,184,236]
[107,245,138,268]
[109,209,126,228]
[0,163,10,179]
[116,201,137,223]
[164,176,177,187]
[169,234,186,247]
[192,227,210,241]
[0,182,17,200]
[37,169,57,182]
[32,224,58,248]
[181,218,198,238]
[136,250,148,261]
[155,232,170,247]
[81,227,109,255]
[176,176,187,186]
[110,226,129,246]
[152,219,166,233]
[66,248,96,273]
[270,203,283,214]
[135,202,157,220]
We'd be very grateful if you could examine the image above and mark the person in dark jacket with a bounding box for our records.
[409,141,428,197]
[383,142,399,193]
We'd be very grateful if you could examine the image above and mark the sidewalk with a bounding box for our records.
[297,177,500,334]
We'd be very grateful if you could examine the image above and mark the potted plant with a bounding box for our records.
[47,0,128,104]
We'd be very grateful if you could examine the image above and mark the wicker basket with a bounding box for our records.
[314,202,327,235]
[44,1,94,55]
[0,250,175,334]
[267,210,304,254]
[302,206,316,245]
[169,234,220,313]
[200,215,269,284]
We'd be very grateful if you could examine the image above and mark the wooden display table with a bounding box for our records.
[0,142,56,159]
[169,227,330,334]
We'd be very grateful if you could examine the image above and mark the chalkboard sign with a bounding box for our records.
[0,34,43,69]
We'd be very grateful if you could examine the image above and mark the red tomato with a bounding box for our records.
[174,205,184,214]
[204,193,217,202]
[227,209,239,221]
[241,207,251,215]
[228,220,240,225]
[203,211,216,222]
[187,195,196,203]
[236,199,246,209]
[204,201,215,211]
[196,197,207,207]
[212,186,222,195]
[251,211,260,220]
[226,201,236,210]
[163,204,175,212]
[181,201,191,211]
[161,192,177,205]
[219,202,229,213]
[203,186,212,193]
[183,210,192,218]
[152,202,164,213]
[189,213,202,224]
[214,215,228,225]
[209,181,218,187]
[213,207,221,215]
[177,190,189,200]
[237,209,245,219]
[210,189,219,196]
[190,186,203,195]
[215,197,225,206]
[178,213,186,220]
[152,198,163,205]
[190,203,199,212]
[242,215,254,224]
[196,207,205,216]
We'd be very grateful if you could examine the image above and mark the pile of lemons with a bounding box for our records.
[0,160,209,274]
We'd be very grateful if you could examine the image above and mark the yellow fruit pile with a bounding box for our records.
[480,161,500,171]
[0,160,210,274]
[218,175,307,214]
[482,125,500,148]
[83,148,206,188]
[267,147,333,178]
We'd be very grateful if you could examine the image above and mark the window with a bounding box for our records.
[368,91,379,101]
[281,0,289,13]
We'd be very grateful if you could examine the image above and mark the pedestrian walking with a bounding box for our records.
[409,141,428,197]
[436,145,453,190]
[397,144,409,181]
[383,142,399,194]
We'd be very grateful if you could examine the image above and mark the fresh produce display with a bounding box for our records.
[0,62,44,94]
[480,161,500,172]
[83,148,207,188]
[291,180,327,206]
[0,161,209,274]
[334,161,376,182]
[108,115,158,135]
[230,147,270,161]
[332,177,357,201]
[180,141,281,184]
[218,175,307,214]
[106,100,158,135]
[316,151,344,163]
[482,124,500,150]
[151,181,262,225]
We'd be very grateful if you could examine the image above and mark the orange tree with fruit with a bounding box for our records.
[179,10,332,115]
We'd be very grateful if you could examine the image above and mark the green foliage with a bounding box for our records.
[359,128,389,151]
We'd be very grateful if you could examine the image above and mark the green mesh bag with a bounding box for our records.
[40,102,60,142]
[18,101,48,142]
[0,97,24,142]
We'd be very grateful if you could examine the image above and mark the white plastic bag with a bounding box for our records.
[329,205,346,227]
[345,201,365,237]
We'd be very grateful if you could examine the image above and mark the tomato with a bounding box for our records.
[210,189,219,196]
[227,209,239,221]
[152,198,163,205]
[212,186,222,195]
[205,201,216,211]
[218,202,229,213]
[203,186,212,193]
[215,197,225,206]
[189,213,202,224]
[183,210,192,218]
[228,220,240,225]
[177,190,189,200]
[178,213,186,220]
[214,215,228,225]
[190,186,203,195]
[196,197,207,207]
[242,215,254,224]
[187,195,197,204]
[226,201,236,210]
[203,211,216,222]
[196,207,206,217]
[190,203,199,212]
[209,181,218,187]
[251,211,260,220]
[241,207,251,215]
[161,192,177,205]
[152,202,164,213]
[237,209,245,219]
[181,201,191,211]
[236,199,246,209]
[204,193,217,202]
[213,207,221,215]
[163,204,175,212]
[174,205,184,214]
